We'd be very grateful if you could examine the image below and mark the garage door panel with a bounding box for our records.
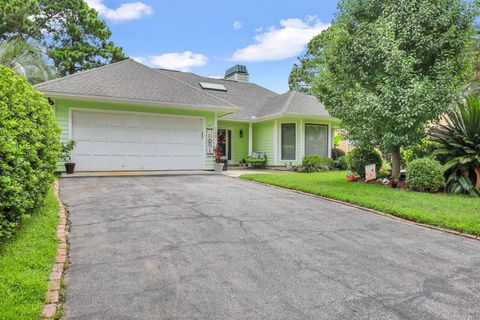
[156,144,173,156]
[92,114,110,126]
[125,115,143,128]
[110,127,129,141]
[72,110,204,171]
[124,127,144,142]
[90,126,110,140]
[143,128,157,142]
[108,142,127,155]
[110,114,126,126]
[157,128,172,142]
[74,126,94,140]
[90,141,110,155]
[73,113,92,126]
[75,141,91,155]
[141,143,157,156]
[172,129,199,144]
[171,144,201,157]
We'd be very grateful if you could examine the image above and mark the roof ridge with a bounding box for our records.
[35,59,133,88]
[281,91,297,114]
[155,69,239,108]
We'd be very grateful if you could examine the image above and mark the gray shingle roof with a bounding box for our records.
[257,90,331,118]
[156,69,277,120]
[35,59,238,111]
[35,59,332,120]
[158,69,332,120]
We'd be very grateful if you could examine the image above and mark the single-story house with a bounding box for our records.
[35,59,338,171]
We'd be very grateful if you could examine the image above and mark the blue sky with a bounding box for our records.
[86,0,338,93]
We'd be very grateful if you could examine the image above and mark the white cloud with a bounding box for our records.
[133,51,208,71]
[233,20,243,30]
[86,0,153,23]
[229,16,330,62]
[208,75,223,79]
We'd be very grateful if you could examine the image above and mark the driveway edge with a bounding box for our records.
[42,180,69,319]
[241,177,480,242]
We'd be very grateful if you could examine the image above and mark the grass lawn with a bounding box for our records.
[242,171,480,236]
[0,186,59,320]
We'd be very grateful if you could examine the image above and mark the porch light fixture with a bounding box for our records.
[239,129,244,138]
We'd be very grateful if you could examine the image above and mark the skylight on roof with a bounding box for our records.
[199,82,227,91]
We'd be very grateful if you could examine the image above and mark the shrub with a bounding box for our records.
[402,138,440,166]
[337,155,348,170]
[0,66,60,241]
[406,158,445,193]
[347,147,383,177]
[331,148,345,160]
[298,155,334,173]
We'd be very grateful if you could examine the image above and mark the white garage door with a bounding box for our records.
[72,110,205,171]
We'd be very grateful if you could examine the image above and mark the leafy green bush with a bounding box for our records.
[347,147,383,177]
[337,155,348,170]
[298,155,334,173]
[0,66,60,241]
[406,158,445,193]
[402,138,440,165]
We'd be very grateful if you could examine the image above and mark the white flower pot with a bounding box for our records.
[214,163,224,173]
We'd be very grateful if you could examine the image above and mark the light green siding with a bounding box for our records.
[54,98,216,171]
[252,121,274,165]
[275,117,334,166]
[251,117,335,167]
[217,120,250,164]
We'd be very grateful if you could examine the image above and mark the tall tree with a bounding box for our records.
[0,37,54,84]
[291,0,478,179]
[0,0,127,76]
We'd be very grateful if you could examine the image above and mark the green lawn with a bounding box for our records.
[0,186,59,320]
[241,171,480,235]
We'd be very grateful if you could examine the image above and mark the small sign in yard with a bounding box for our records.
[365,164,376,181]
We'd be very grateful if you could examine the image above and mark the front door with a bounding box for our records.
[217,128,233,163]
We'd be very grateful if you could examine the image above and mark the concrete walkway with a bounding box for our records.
[61,175,480,320]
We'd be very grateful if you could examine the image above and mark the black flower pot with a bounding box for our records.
[65,163,76,174]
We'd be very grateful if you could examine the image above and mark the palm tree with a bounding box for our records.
[429,95,480,191]
[0,37,54,84]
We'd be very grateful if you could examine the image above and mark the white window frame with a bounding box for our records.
[280,122,297,161]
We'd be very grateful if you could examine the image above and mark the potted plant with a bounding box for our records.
[214,146,224,173]
[61,140,77,174]
[346,170,357,182]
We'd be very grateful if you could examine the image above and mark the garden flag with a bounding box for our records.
[365,164,376,181]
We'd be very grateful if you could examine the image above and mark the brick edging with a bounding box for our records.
[42,180,69,318]
[241,177,480,242]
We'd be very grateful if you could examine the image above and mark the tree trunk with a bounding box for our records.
[391,146,401,181]
[475,167,480,190]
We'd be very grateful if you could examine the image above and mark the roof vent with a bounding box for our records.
[199,82,227,91]
[225,65,249,83]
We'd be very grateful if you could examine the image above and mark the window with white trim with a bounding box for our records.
[281,123,296,160]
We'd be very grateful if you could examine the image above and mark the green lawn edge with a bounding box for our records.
[0,185,59,320]
[241,171,480,236]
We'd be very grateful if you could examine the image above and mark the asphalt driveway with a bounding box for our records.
[61,175,480,320]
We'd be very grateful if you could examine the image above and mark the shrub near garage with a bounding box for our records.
[406,158,445,193]
[0,65,60,241]
[347,147,383,178]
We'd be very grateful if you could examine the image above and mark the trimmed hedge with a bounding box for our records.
[0,66,60,241]
[406,158,445,193]
[298,155,334,173]
[347,147,383,177]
